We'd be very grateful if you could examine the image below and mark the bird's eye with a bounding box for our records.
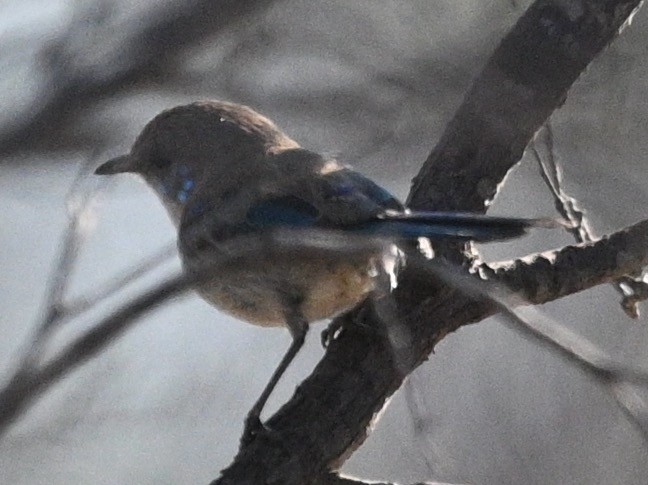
[151,158,172,169]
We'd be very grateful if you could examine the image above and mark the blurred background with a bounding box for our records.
[1,1,647,483]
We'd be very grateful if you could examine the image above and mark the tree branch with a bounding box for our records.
[0,271,192,436]
[320,473,461,485]
[479,218,648,305]
[0,0,273,158]
[408,0,643,212]
[532,124,648,317]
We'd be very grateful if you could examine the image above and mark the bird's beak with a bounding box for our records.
[94,154,137,175]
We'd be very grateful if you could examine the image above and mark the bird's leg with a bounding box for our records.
[242,301,308,445]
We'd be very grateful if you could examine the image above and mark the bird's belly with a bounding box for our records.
[194,257,375,327]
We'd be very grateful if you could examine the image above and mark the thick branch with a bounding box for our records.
[408,0,643,212]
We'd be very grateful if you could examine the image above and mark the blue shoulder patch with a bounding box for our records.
[247,196,319,228]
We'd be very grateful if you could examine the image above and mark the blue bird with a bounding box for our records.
[95,101,557,441]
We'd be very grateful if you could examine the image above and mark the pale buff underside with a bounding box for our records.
[195,259,375,327]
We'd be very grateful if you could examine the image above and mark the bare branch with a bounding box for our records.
[533,124,648,317]
[64,243,177,318]
[498,306,648,442]
[0,159,177,436]
[0,0,274,157]
[427,260,648,442]
[403,378,438,477]
[479,218,648,305]
[407,0,644,213]
[0,271,192,437]
[37,157,104,335]
[8,155,107,377]
[533,125,595,243]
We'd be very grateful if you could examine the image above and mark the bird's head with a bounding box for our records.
[95,101,299,217]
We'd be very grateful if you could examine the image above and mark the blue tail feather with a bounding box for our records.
[356,212,558,242]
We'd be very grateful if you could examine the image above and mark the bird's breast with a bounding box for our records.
[191,255,375,327]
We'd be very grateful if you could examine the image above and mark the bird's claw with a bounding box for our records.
[322,307,376,348]
[321,319,345,348]
[241,413,266,447]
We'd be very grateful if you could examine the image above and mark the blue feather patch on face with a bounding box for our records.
[157,162,197,205]
[177,191,189,203]
[176,177,196,203]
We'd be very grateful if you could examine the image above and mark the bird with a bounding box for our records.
[95,100,559,442]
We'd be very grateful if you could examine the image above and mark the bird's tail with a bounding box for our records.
[359,211,567,242]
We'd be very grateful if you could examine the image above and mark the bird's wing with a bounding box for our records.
[247,166,562,242]
[244,167,402,230]
[182,166,560,250]
[246,195,320,228]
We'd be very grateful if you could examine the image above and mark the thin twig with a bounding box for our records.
[533,124,648,317]
[0,227,392,438]
[403,377,438,476]
[64,243,177,318]
[37,156,104,335]
[425,258,648,445]
[0,160,174,436]
[499,306,648,442]
[0,0,275,157]
[0,271,193,437]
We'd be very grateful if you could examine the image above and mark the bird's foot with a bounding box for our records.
[322,306,379,348]
[241,413,267,447]
[321,319,345,348]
